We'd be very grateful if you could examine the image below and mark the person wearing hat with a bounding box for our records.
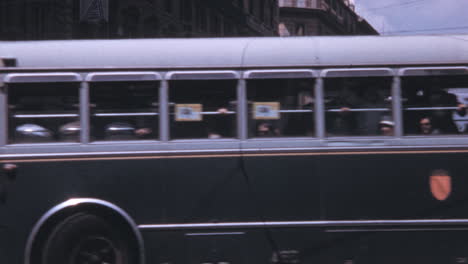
[379,119,394,136]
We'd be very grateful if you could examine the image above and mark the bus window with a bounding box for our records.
[169,80,236,140]
[8,82,80,144]
[90,81,159,141]
[324,77,392,137]
[402,75,468,135]
[247,78,315,138]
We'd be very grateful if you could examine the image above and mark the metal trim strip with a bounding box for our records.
[243,69,316,79]
[4,147,468,162]
[85,72,161,82]
[138,219,468,230]
[398,66,468,76]
[320,68,394,78]
[166,71,240,80]
[5,73,82,83]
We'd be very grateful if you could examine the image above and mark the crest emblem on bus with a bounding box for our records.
[429,169,451,201]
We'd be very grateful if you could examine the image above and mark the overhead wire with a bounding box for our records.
[366,0,431,11]
[384,25,468,34]
[357,0,468,35]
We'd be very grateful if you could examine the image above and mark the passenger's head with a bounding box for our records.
[379,120,394,136]
[419,117,433,134]
[256,121,276,137]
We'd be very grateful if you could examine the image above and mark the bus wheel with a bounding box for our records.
[41,213,136,264]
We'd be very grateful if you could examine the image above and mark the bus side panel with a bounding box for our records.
[320,152,468,220]
[143,156,270,264]
[321,230,468,264]
[0,227,7,263]
[241,155,323,263]
[160,156,256,222]
[318,151,468,264]
[3,158,167,264]
[144,154,322,264]
[3,156,258,264]
[244,155,321,221]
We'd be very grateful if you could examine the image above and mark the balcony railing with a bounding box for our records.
[279,0,355,11]
[279,0,317,9]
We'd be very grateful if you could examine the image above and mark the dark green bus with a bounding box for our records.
[1,35,468,264]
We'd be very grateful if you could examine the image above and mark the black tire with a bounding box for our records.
[41,213,137,264]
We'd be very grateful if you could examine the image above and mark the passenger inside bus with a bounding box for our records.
[256,121,280,137]
[402,76,468,135]
[325,86,358,136]
[425,87,465,134]
[325,77,392,137]
[418,117,440,135]
[169,80,236,140]
[247,78,315,138]
[379,119,394,136]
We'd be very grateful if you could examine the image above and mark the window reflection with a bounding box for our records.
[90,81,159,141]
[8,83,79,143]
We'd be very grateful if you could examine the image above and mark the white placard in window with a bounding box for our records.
[253,102,280,120]
[175,104,202,121]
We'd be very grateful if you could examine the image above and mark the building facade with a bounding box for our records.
[0,0,279,40]
[278,0,378,36]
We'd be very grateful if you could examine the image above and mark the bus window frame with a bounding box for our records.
[244,69,316,80]
[166,70,241,141]
[321,68,394,78]
[4,73,82,146]
[166,71,239,80]
[0,72,6,146]
[320,68,396,141]
[86,72,162,143]
[4,73,82,83]
[244,69,318,140]
[398,66,468,141]
[398,67,468,77]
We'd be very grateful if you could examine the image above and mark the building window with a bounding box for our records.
[180,0,192,22]
[295,23,305,35]
[278,23,291,37]
[120,6,140,38]
[165,0,173,13]
[210,13,221,34]
[270,2,276,26]
[200,6,207,31]
[248,0,254,14]
[260,0,265,21]
[32,4,47,40]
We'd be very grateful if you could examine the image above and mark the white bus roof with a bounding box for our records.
[1,35,468,69]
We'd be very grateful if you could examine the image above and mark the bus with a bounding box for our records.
[1,35,468,264]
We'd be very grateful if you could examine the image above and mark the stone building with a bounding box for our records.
[278,0,378,36]
[0,0,279,40]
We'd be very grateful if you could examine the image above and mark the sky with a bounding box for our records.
[354,0,468,35]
